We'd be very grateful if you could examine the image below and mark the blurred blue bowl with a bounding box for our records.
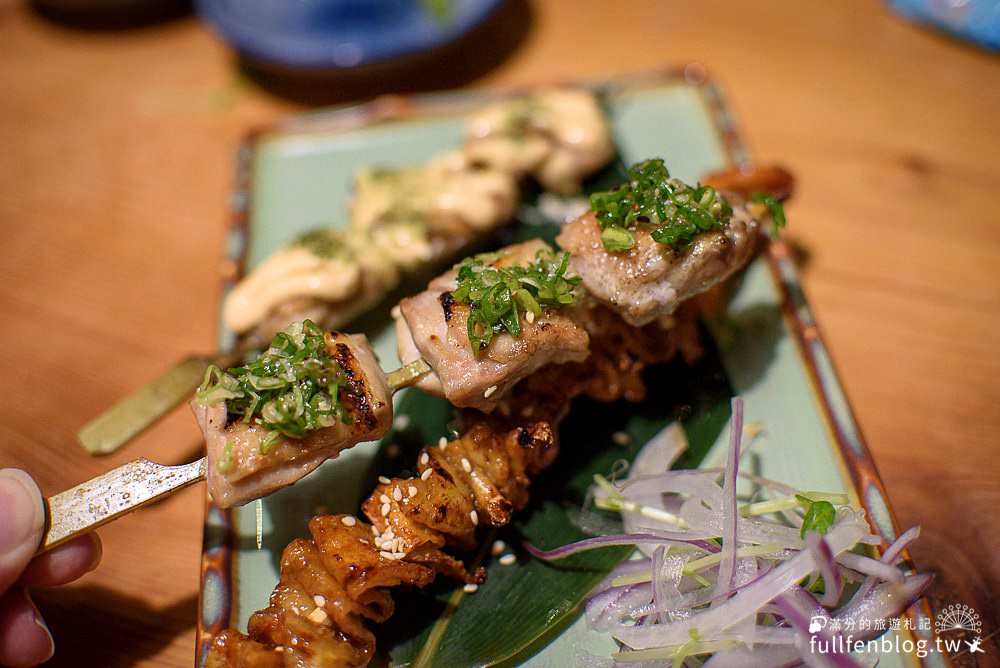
[196,0,507,71]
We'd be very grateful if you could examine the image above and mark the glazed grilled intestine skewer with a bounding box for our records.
[206,418,561,668]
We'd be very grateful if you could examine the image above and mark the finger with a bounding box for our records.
[18,532,102,589]
[0,588,54,668]
[0,469,45,593]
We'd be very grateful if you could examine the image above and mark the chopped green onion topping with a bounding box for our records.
[797,494,837,538]
[589,158,732,252]
[216,440,234,473]
[294,228,348,260]
[750,192,787,240]
[450,248,580,355]
[195,320,352,448]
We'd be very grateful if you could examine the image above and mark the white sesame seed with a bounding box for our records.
[421,468,432,481]
[611,430,631,447]
[499,554,517,566]
[379,476,391,484]
[393,414,411,431]
[491,540,506,556]
[483,385,498,398]
[314,594,326,607]
[371,525,380,536]
[438,437,448,448]
[307,607,329,624]
[463,583,479,593]
[408,485,418,498]
[384,529,394,539]
[470,510,479,525]
[381,502,391,516]
[380,550,394,560]
[525,310,535,324]
[420,452,429,466]
[341,516,357,527]
[379,493,390,504]
[393,487,403,501]
[461,458,472,473]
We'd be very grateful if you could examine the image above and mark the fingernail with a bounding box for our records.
[24,590,55,663]
[86,533,104,573]
[0,469,44,554]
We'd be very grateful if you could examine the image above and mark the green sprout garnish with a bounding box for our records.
[195,320,352,454]
[589,158,732,252]
[450,248,580,355]
[750,192,787,240]
[797,494,837,538]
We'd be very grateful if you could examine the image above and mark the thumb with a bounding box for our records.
[0,469,45,594]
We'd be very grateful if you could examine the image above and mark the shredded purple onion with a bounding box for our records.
[525,397,930,665]
[804,532,843,607]
[524,532,706,560]
[716,397,744,600]
[773,587,859,668]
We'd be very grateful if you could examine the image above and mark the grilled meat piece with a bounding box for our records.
[193,332,393,508]
[394,239,590,412]
[556,197,763,326]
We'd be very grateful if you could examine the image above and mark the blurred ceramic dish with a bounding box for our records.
[196,0,506,70]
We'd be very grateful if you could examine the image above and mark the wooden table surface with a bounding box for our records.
[2,0,998,665]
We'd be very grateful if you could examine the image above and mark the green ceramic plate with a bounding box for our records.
[197,70,937,667]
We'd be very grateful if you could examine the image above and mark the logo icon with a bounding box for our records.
[808,616,827,634]
[935,603,982,636]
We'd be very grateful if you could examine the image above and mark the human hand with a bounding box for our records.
[0,469,102,667]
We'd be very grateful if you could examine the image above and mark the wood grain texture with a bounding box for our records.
[1,0,998,665]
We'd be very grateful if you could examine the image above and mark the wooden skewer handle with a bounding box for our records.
[77,351,243,456]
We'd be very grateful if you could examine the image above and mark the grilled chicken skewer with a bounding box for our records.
[39,352,435,554]
[76,88,616,456]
